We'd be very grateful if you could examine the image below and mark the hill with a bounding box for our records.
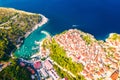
[0,7,41,61]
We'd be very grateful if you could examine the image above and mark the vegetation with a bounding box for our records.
[61,30,67,34]
[106,52,114,58]
[0,30,15,61]
[54,65,85,80]
[97,77,104,80]
[108,33,120,41]
[0,8,41,80]
[0,8,41,61]
[0,59,31,80]
[43,38,84,80]
[82,35,93,45]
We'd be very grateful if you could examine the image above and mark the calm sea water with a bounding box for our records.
[0,0,120,58]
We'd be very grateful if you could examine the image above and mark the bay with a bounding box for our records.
[0,0,120,58]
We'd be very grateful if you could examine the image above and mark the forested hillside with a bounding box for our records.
[0,8,41,61]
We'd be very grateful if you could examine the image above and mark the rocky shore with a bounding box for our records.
[24,14,48,38]
[16,14,48,48]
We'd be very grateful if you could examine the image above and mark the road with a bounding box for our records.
[50,59,76,78]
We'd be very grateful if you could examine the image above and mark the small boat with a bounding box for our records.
[32,47,39,50]
[72,25,79,27]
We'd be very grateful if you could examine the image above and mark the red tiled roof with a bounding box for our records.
[99,68,104,73]
[64,78,68,80]
[34,61,41,69]
[110,70,119,80]
[27,67,35,74]
[96,71,101,75]
[20,62,25,67]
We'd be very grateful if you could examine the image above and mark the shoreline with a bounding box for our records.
[41,30,51,38]
[30,30,51,59]
[16,14,48,48]
[24,14,48,38]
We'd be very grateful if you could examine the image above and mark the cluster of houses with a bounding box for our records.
[26,29,120,80]
[54,29,120,80]
[29,56,61,80]
[29,38,69,80]
[19,57,60,80]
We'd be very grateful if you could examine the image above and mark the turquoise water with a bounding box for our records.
[1,0,120,58]
[14,25,48,58]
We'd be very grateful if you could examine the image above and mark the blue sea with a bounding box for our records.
[0,0,120,58]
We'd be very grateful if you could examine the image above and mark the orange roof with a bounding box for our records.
[86,66,90,71]
[96,71,101,75]
[110,70,119,80]
[82,69,88,74]
[99,68,104,73]
[90,70,95,73]
[87,74,93,79]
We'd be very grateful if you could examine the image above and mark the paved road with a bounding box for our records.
[49,58,76,78]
